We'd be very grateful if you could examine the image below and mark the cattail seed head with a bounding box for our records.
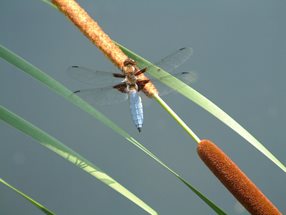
[197,139,281,215]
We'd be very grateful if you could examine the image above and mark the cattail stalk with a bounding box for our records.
[51,0,157,97]
[197,139,281,215]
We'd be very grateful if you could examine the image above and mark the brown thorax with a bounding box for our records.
[121,58,158,96]
[122,58,139,89]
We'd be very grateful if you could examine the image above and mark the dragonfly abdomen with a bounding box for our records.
[129,90,144,132]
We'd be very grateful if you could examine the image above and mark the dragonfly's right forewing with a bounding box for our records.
[153,47,193,74]
[148,70,198,96]
[141,47,196,96]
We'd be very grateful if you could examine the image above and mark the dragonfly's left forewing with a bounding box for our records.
[67,66,124,87]
[71,86,128,106]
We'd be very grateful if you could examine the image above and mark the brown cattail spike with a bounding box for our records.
[197,139,281,215]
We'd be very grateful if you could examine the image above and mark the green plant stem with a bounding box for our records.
[153,94,201,143]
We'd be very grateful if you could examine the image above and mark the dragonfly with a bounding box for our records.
[68,47,195,132]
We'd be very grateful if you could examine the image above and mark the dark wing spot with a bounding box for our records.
[113,83,127,93]
[135,67,147,76]
[113,73,125,78]
[137,80,150,91]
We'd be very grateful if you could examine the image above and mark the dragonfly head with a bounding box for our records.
[122,58,136,74]
[123,58,136,67]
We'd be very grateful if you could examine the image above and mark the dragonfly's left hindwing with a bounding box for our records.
[129,90,144,132]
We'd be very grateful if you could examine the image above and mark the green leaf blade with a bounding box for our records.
[0,105,157,215]
[0,178,55,215]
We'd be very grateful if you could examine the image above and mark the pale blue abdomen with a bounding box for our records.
[129,90,144,132]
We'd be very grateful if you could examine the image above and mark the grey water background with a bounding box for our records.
[1,0,285,214]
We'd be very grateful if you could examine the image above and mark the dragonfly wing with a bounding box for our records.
[67,66,124,87]
[148,70,198,96]
[153,47,193,74]
[71,86,128,106]
[141,47,195,96]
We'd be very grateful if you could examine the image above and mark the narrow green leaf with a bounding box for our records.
[0,178,55,215]
[0,43,226,214]
[0,105,157,215]
[118,43,286,173]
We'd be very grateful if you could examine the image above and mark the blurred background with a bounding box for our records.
[1,0,285,214]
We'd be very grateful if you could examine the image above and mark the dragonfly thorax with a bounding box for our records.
[121,58,142,90]
[125,72,138,85]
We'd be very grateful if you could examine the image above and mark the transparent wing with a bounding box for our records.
[152,47,193,74]
[148,70,198,96]
[67,66,124,87]
[144,47,196,96]
[71,86,128,106]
